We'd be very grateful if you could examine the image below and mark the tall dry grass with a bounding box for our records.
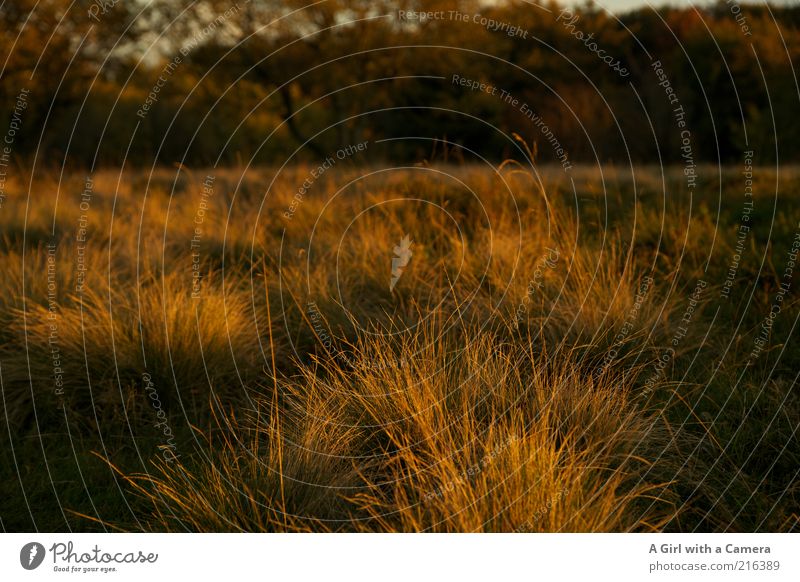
[1,164,796,531]
[122,323,681,532]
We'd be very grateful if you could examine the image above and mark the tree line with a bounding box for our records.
[1,0,798,168]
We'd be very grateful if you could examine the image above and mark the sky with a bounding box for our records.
[576,0,797,14]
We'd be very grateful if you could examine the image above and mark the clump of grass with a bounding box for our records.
[125,319,680,532]
[1,265,273,428]
[120,384,365,532]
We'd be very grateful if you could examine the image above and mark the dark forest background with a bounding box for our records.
[1,0,798,168]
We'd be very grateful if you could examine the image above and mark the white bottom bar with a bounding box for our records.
[2,534,797,581]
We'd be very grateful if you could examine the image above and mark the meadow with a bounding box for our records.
[0,161,797,532]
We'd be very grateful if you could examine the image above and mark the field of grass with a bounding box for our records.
[0,162,798,532]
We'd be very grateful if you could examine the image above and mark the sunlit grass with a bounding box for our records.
[1,164,797,532]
